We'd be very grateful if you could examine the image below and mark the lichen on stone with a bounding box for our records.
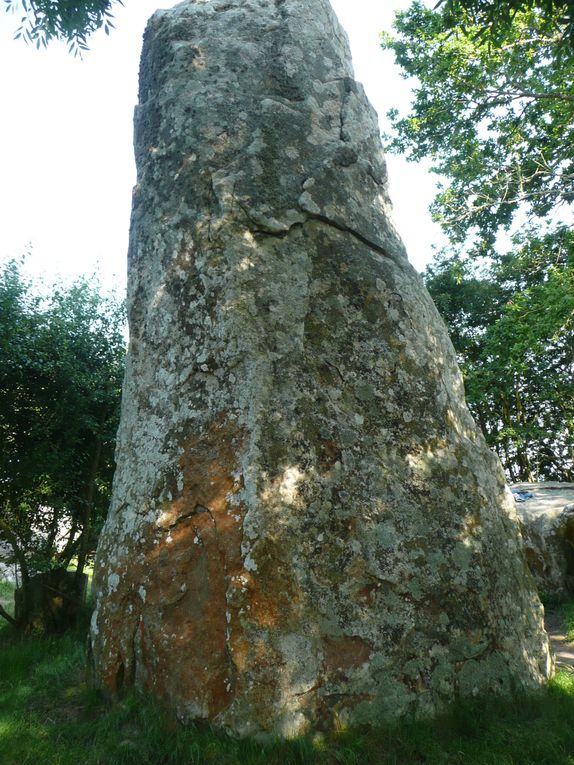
[89,0,551,738]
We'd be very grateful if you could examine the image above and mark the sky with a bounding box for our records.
[0,0,447,294]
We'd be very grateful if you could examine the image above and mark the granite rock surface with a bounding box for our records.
[514,483,574,596]
[89,0,551,737]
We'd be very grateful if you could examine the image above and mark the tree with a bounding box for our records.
[425,228,574,481]
[383,1,574,481]
[437,0,574,46]
[4,0,120,53]
[381,1,574,250]
[0,258,125,630]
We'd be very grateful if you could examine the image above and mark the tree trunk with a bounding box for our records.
[75,438,103,583]
[57,518,79,569]
[0,513,30,623]
[0,603,18,627]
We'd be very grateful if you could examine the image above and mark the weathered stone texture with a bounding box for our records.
[514,483,574,596]
[90,0,551,737]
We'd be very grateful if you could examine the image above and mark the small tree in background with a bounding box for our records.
[436,0,574,48]
[425,228,574,481]
[4,0,120,55]
[0,258,125,630]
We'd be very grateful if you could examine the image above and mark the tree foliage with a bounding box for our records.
[437,0,574,46]
[425,228,574,481]
[4,0,120,53]
[0,258,125,626]
[384,1,574,481]
[382,1,574,249]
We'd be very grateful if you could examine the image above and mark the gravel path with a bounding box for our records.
[545,607,574,673]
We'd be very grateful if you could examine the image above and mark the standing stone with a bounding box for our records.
[90,0,551,737]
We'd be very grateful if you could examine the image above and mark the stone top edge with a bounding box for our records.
[512,482,574,491]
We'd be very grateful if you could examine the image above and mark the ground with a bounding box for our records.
[545,605,574,672]
[2,578,574,764]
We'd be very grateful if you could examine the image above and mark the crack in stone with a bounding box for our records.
[198,503,238,703]
[323,692,375,699]
[294,680,323,697]
[161,503,212,532]
[325,360,345,384]
[306,212,399,263]
[204,505,218,532]
[365,572,396,588]
[365,166,384,188]
[236,199,401,265]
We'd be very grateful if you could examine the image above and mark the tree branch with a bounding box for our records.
[485,87,574,104]
[0,603,18,627]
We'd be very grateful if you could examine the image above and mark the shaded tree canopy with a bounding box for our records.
[384,1,574,481]
[437,0,574,45]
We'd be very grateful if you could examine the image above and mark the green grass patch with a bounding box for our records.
[0,579,15,636]
[2,613,574,764]
[0,578,15,603]
[562,601,574,644]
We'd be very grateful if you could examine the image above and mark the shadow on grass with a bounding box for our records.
[1,618,574,765]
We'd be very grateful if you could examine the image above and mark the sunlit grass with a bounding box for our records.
[563,601,574,644]
[0,578,14,607]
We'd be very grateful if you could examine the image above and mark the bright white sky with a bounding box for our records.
[0,0,446,293]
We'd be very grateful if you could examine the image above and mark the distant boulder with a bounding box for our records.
[15,569,88,633]
[514,483,574,597]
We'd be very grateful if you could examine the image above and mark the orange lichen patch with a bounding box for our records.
[94,416,250,719]
[178,416,245,516]
[246,551,302,630]
[249,591,282,629]
[356,582,378,602]
[138,417,246,718]
[324,636,372,672]
[231,635,285,724]
[228,632,251,675]
[319,438,342,468]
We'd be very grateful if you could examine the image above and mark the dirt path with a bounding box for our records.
[545,608,574,672]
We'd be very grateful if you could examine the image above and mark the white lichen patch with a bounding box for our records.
[243,551,258,572]
[278,466,305,505]
[107,573,120,593]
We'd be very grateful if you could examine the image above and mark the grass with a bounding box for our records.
[563,601,574,644]
[540,592,574,643]
[2,579,574,764]
[0,579,14,614]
